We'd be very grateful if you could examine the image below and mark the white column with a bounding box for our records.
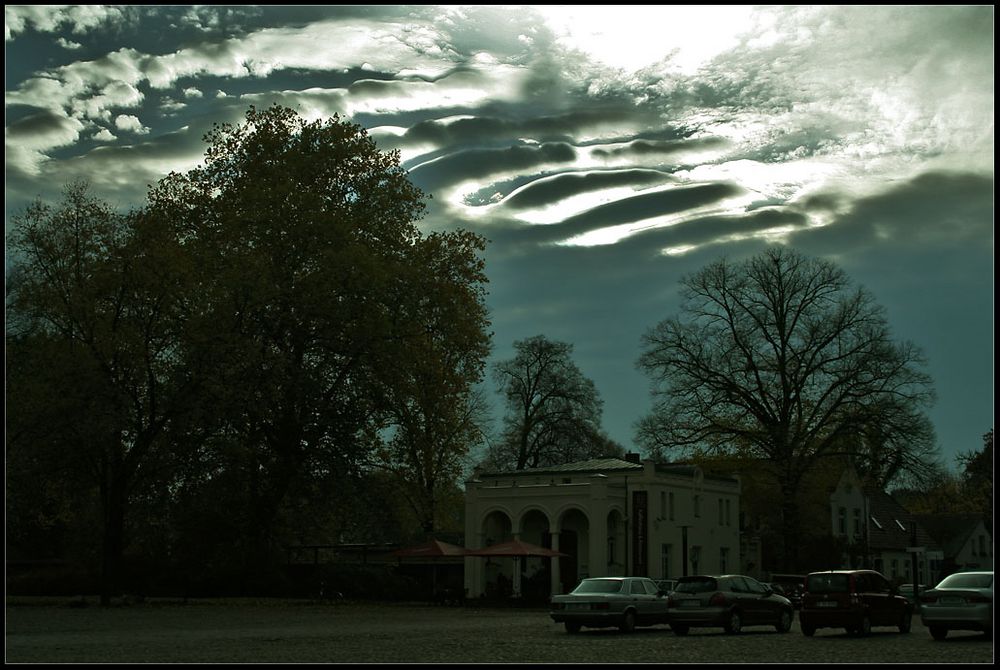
[550,532,561,596]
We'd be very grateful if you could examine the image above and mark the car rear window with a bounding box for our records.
[938,573,993,589]
[675,577,717,593]
[806,573,850,593]
[573,579,624,594]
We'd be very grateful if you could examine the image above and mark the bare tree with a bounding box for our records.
[490,335,622,471]
[636,247,936,570]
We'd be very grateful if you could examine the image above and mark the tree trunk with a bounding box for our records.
[99,456,128,606]
[778,476,802,573]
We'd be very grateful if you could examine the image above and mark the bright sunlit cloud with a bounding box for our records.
[535,5,756,73]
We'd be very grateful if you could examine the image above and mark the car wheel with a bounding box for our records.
[775,610,792,633]
[565,622,582,634]
[619,610,636,634]
[898,611,912,634]
[930,626,948,641]
[802,624,816,637]
[724,610,742,635]
[673,624,690,636]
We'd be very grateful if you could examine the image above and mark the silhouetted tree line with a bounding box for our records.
[6,106,492,603]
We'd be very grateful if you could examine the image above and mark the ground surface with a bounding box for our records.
[4,598,994,664]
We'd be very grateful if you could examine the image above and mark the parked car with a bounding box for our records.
[898,583,927,611]
[919,571,993,640]
[799,569,912,637]
[768,574,805,609]
[768,583,803,610]
[549,576,670,633]
[656,579,678,595]
[667,574,794,635]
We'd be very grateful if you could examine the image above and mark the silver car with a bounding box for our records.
[919,571,993,640]
[549,577,670,633]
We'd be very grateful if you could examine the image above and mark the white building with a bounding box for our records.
[829,467,943,584]
[463,455,741,599]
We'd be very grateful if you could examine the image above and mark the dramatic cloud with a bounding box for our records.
[4,5,992,467]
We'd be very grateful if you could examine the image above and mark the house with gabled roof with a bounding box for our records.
[914,514,993,575]
[829,466,944,585]
[463,453,741,599]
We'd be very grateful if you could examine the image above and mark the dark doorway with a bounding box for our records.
[559,531,578,593]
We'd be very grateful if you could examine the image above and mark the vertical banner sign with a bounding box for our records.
[632,491,648,576]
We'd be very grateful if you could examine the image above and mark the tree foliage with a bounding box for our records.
[636,247,937,570]
[6,181,201,603]
[6,106,492,597]
[488,334,623,471]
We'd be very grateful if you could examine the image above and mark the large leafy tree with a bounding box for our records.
[489,334,622,471]
[144,105,490,564]
[373,230,492,534]
[636,247,937,570]
[6,182,201,603]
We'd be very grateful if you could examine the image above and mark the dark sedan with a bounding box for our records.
[667,574,794,635]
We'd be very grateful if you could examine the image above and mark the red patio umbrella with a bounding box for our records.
[465,538,565,557]
[467,539,566,598]
[393,539,469,601]
[392,539,470,558]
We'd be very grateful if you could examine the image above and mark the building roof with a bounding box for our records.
[911,514,984,556]
[864,486,938,551]
[480,457,643,476]
[478,457,737,483]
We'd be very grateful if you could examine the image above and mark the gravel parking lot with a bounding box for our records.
[5,599,993,664]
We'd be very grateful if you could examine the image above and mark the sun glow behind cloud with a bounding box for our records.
[535,5,756,73]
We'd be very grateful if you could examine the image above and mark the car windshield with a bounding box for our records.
[806,574,850,593]
[572,579,624,594]
[938,573,993,589]
[675,577,717,593]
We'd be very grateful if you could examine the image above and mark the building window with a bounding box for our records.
[838,507,847,535]
[694,495,700,518]
[660,491,666,518]
[853,508,861,537]
[669,492,675,521]
[719,498,725,525]
[661,544,672,579]
[725,499,732,526]
[720,547,729,573]
[690,546,701,574]
[608,536,616,564]
[891,559,898,578]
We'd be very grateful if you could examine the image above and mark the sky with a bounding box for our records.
[4,5,994,473]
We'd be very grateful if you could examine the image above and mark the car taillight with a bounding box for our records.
[709,592,727,607]
[592,602,610,610]
[966,595,990,603]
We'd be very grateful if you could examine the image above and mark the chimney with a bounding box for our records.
[624,452,641,464]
